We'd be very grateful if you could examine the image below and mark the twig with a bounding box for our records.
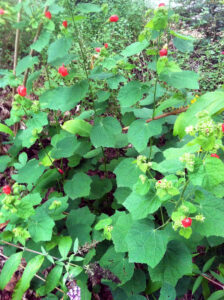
[23,6,49,86]
[122,106,188,132]
[201,273,224,290]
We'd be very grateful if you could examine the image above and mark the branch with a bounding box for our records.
[122,106,188,132]
[23,6,49,86]
[13,0,22,76]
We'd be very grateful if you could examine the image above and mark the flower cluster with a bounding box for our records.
[136,155,152,173]
[67,286,81,300]
[179,153,195,172]
[1,183,26,213]
[156,179,172,190]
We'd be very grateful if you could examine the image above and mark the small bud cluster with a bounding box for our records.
[136,155,152,173]
[1,183,26,213]
[156,179,172,190]
[13,227,30,240]
[179,153,195,172]
[49,200,62,210]
[104,225,113,240]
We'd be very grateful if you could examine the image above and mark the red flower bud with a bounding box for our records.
[222,124,224,132]
[158,3,166,7]
[95,47,101,53]
[181,217,192,228]
[45,11,52,19]
[58,168,64,175]
[222,51,224,55]
[62,20,68,28]
[3,185,11,195]
[17,86,27,97]
[211,153,220,159]
[159,48,168,57]
[0,8,5,15]
[158,180,162,184]
[104,43,108,49]
[109,15,119,22]
[58,64,69,77]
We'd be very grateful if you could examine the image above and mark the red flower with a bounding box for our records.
[58,168,64,175]
[3,185,11,195]
[45,11,51,19]
[0,8,5,15]
[158,180,162,184]
[158,3,166,7]
[211,153,220,159]
[95,47,101,53]
[109,15,119,22]
[222,124,224,132]
[159,48,168,57]
[17,86,27,97]
[62,20,68,28]
[181,217,192,228]
[58,64,69,77]
[104,43,108,49]
[222,51,224,55]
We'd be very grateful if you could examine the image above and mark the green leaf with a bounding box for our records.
[100,246,134,284]
[69,265,83,277]
[114,158,142,189]
[47,37,73,64]
[112,213,133,253]
[59,236,72,258]
[128,119,163,152]
[159,283,176,300]
[62,119,92,137]
[173,37,194,53]
[16,159,46,186]
[73,238,79,254]
[122,269,146,296]
[30,31,51,52]
[66,207,95,244]
[203,157,224,188]
[45,265,63,294]
[194,191,224,238]
[124,192,160,220]
[159,70,199,90]
[90,117,122,148]
[51,136,78,159]
[203,257,216,273]
[149,240,192,286]
[170,31,195,41]
[121,40,149,57]
[64,172,92,200]
[0,123,14,136]
[27,70,41,92]
[118,81,144,107]
[207,291,224,300]
[107,74,127,89]
[0,155,11,172]
[12,255,44,300]
[0,252,23,290]
[28,211,55,243]
[126,220,169,268]
[39,80,89,112]
[174,90,224,138]
[16,55,39,76]
[192,276,203,295]
[76,3,101,13]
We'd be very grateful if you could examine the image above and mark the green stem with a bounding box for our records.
[160,207,165,224]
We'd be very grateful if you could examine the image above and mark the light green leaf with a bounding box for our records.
[207,291,224,300]
[51,136,78,159]
[0,252,23,290]
[118,81,144,107]
[39,80,89,112]
[128,119,163,152]
[59,236,72,258]
[149,240,192,286]
[62,119,92,137]
[126,220,169,268]
[28,211,55,243]
[12,255,44,300]
[16,55,39,76]
[30,31,51,52]
[123,192,160,220]
[173,37,194,53]
[64,172,92,200]
[114,158,142,189]
[174,90,224,138]
[47,37,72,64]
[0,123,14,136]
[0,155,11,172]
[16,159,46,185]
[121,40,149,57]
[90,117,122,148]
[159,70,199,90]
[76,3,101,13]
[112,213,133,253]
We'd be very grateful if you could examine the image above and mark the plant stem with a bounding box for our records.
[160,207,165,224]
